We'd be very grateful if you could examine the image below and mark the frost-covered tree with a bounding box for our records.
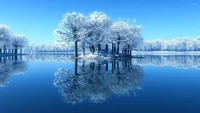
[54,12,86,57]
[109,21,143,56]
[0,25,12,53]
[12,35,28,54]
[85,11,112,53]
[54,11,144,57]
[108,21,131,54]
[121,25,143,56]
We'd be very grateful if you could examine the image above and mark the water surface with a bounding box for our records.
[0,55,200,113]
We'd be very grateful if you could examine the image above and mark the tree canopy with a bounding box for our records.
[0,25,28,54]
[54,11,143,57]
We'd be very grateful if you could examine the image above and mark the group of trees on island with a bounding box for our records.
[0,25,28,54]
[142,37,200,51]
[54,11,143,57]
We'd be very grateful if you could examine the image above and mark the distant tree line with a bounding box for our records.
[0,25,28,54]
[25,44,72,53]
[54,11,143,57]
[142,37,200,51]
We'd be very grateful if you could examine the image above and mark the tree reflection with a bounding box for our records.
[54,59,144,104]
[0,55,28,87]
[132,55,200,69]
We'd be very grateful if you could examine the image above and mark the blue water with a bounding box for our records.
[0,55,200,113]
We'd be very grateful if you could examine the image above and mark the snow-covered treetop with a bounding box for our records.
[12,35,28,48]
[0,24,28,49]
[54,11,143,49]
[0,25,12,47]
[55,12,86,45]
[109,21,132,43]
[85,11,112,44]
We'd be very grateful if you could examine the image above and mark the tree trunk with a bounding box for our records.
[127,45,130,56]
[3,47,6,53]
[15,47,18,54]
[112,63,114,74]
[117,37,120,54]
[14,55,18,61]
[82,47,85,55]
[91,62,95,70]
[98,63,101,74]
[82,43,85,55]
[98,43,101,53]
[89,46,92,53]
[20,49,22,54]
[117,42,120,55]
[75,59,78,75]
[117,62,120,74]
[92,45,95,54]
[75,41,78,58]
[113,44,116,53]
[106,62,108,71]
[3,57,6,64]
[112,43,114,52]
[105,44,108,52]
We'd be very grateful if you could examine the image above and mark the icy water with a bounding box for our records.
[0,54,200,113]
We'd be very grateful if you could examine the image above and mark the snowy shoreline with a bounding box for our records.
[132,51,200,55]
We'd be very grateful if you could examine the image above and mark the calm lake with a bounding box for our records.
[0,54,200,113]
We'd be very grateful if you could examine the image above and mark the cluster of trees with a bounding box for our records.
[54,11,143,57]
[54,59,143,104]
[142,37,200,51]
[0,25,28,54]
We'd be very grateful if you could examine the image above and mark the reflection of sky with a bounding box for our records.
[0,60,200,113]
[141,66,200,113]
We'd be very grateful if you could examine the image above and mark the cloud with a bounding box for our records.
[192,3,197,5]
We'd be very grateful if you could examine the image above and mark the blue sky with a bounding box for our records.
[0,0,199,44]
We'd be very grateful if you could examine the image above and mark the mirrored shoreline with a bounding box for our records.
[21,54,200,69]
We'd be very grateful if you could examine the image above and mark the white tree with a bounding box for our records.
[12,35,28,54]
[0,25,12,53]
[108,21,131,54]
[126,26,143,53]
[85,11,112,53]
[54,12,86,57]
